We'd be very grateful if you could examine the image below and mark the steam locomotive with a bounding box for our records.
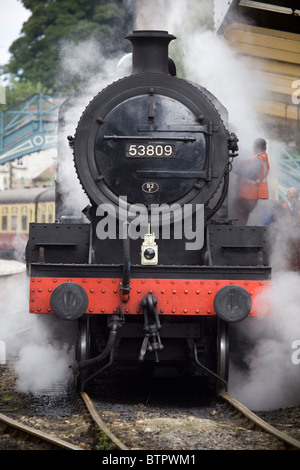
[26,31,271,391]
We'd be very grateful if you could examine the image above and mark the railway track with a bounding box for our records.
[1,360,299,451]
[0,412,83,450]
[1,389,299,451]
[219,393,300,451]
[80,392,128,450]
[80,390,300,451]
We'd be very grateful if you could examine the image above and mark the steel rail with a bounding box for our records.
[220,393,300,450]
[0,412,83,450]
[80,392,129,450]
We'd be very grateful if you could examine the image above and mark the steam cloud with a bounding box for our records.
[56,38,123,216]
[1,1,299,407]
[230,271,300,411]
[0,272,74,394]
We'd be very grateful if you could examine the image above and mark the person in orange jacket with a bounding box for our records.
[235,138,270,225]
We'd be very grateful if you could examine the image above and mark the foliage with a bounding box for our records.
[95,428,118,451]
[4,0,133,93]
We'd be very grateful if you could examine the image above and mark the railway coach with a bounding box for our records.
[0,187,55,259]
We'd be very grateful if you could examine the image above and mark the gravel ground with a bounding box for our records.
[89,375,297,450]
[0,364,95,450]
[256,408,300,442]
[1,364,299,451]
[94,400,287,450]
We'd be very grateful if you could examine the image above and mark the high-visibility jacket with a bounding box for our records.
[239,152,269,200]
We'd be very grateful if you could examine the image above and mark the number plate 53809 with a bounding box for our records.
[126,144,174,157]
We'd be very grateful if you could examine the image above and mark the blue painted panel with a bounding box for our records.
[0,93,63,163]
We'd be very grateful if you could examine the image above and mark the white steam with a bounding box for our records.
[56,38,124,216]
[15,343,72,394]
[230,272,300,411]
[0,271,74,394]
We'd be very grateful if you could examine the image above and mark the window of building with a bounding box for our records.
[11,215,17,231]
[2,216,7,231]
[21,215,27,231]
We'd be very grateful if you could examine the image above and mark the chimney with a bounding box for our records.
[125,30,176,75]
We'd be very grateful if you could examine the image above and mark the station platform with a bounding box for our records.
[0,259,26,277]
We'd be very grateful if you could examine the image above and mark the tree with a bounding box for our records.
[5,0,133,92]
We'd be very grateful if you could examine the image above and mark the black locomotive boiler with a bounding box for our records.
[26,31,271,391]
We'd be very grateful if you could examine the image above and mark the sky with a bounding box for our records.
[0,0,30,66]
